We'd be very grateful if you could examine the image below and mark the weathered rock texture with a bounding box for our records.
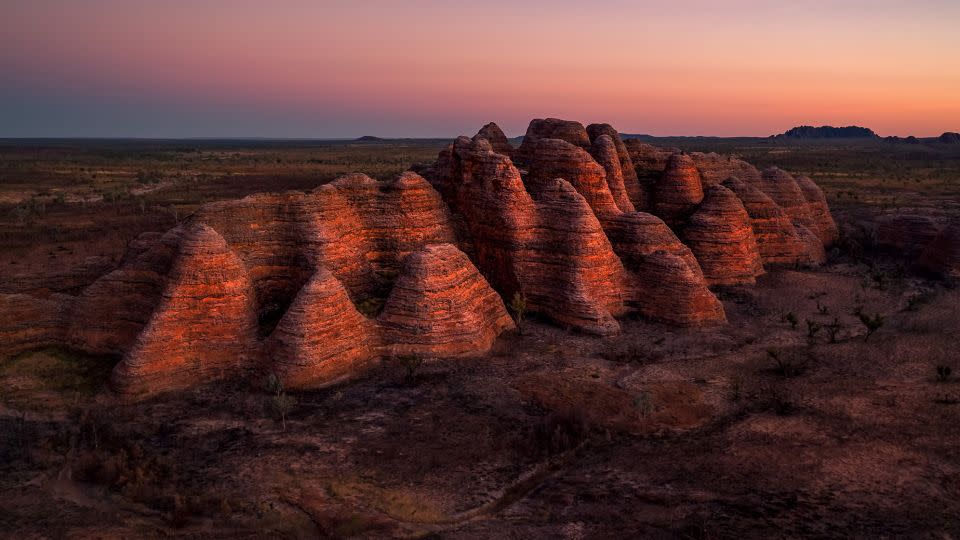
[111,225,260,396]
[587,124,643,207]
[515,118,591,165]
[3,118,837,398]
[378,244,515,356]
[652,153,704,226]
[682,185,764,285]
[795,175,839,246]
[473,122,514,157]
[721,177,822,265]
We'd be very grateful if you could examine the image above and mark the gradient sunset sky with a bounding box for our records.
[2,0,958,138]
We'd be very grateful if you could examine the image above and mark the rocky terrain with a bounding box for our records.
[2,124,960,537]
[0,118,858,399]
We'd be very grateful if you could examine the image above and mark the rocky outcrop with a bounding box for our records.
[919,221,960,278]
[525,138,622,218]
[379,244,515,356]
[651,153,704,226]
[682,185,764,285]
[265,269,379,389]
[587,123,643,207]
[515,118,591,165]
[590,134,636,213]
[721,177,822,265]
[5,118,839,398]
[795,175,839,246]
[877,213,943,257]
[111,225,260,396]
[0,256,114,295]
[0,293,75,357]
[689,152,762,186]
[623,140,674,173]
[428,135,724,331]
[473,122,513,157]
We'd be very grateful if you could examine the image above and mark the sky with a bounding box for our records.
[1,0,959,138]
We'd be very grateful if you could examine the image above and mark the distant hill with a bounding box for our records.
[779,125,878,139]
[939,132,960,144]
[355,135,385,142]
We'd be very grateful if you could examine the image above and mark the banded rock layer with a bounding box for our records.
[2,118,838,398]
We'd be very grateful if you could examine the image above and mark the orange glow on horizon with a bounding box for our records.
[2,1,959,137]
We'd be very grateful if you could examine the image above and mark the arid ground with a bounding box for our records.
[2,137,960,538]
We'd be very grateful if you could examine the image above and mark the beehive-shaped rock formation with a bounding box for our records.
[652,153,705,226]
[919,221,960,278]
[111,225,260,396]
[590,134,637,213]
[795,175,839,246]
[587,123,644,207]
[877,213,943,257]
[265,269,379,389]
[515,118,591,165]
[378,244,515,356]
[473,122,514,157]
[682,185,764,285]
[721,177,821,265]
[2,118,839,399]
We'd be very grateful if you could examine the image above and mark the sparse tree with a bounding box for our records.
[805,319,822,340]
[825,318,842,343]
[784,311,799,330]
[858,312,884,342]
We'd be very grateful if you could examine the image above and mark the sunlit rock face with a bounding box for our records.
[1,118,840,398]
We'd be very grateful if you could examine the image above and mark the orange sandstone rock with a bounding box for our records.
[652,153,704,226]
[378,244,514,357]
[111,225,260,397]
[590,134,637,213]
[266,268,379,390]
[682,185,764,285]
[919,221,960,278]
[515,118,591,166]
[473,122,514,157]
[795,175,839,246]
[587,123,644,207]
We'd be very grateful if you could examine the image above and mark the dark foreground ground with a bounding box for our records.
[2,137,960,538]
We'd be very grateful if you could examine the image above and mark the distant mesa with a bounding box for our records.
[355,135,385,142]
[778,125,878,139]
[1,118,841,399]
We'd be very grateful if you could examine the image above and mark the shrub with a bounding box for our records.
[805,319,822,340]
[397,355,424,385]
[784,311,799,330]
[532,407,590,456]
[264,373,296,430]
[824,318,843,343]
[767,348,803,378]
[858,312,884,341]
[936,365,952,383]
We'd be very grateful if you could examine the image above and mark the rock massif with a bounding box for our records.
[2,119,839,399]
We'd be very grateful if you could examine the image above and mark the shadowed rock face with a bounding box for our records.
[877,213,943,257]
[2,118,838,398]
[682,185,764,285]
[795,175,839,246]
[590,134,637,213]
[587,124,643,207]
[652,153,705,226]
[920,221,960,278]
[472,122,514,157]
